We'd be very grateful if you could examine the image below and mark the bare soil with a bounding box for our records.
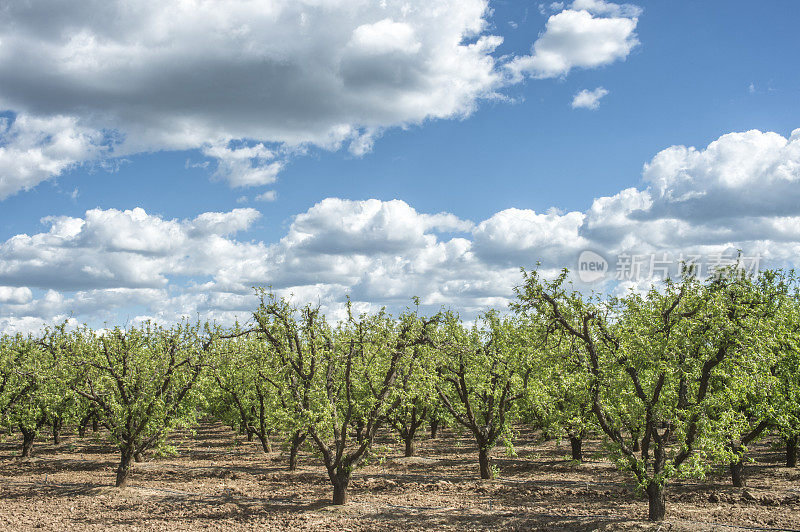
[1,422,798,531]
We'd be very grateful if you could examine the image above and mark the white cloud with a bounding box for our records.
[641,128,800,219]
[348,19,421,56]
[569,0,642,18]
[0,0,644,199]
[0,286,32,305]
[0,114,110,200]
[255,190,278,202]
[0,0,506,197]
[202,142,284,187]
[507,1,639,80]
[473,208,587,265]
[571,86,609,109]
[5,127,798,334]
[280,198,472,256]
[0,207,263,291]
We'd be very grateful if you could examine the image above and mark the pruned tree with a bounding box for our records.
[252,292,436,504]
[513,265,774,521]
[69,322,207,487]
[208,330,281,453]
[2,329,76,458]
[525,331,595,462]
[387,343,437,457]
[434,310,531,479]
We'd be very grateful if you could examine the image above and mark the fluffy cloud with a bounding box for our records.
[0,286,32,305]
[0,0,504,197]
[255,191,278,202]
[0,207,263,291]
[0,0,644,199]
[281,198,472,255]
[582,129,800,263]
[572,87,610,109]
[4,127,799,334]
[473,208,587,265]
[641,129,800,220]
[0,114,110,200]
[507,1,640,80]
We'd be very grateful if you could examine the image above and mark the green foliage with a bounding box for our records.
[434,310,531,478]
[1,268,799,513]
[68,321,207,485]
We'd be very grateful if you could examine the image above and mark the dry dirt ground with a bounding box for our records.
[1,422,798,531]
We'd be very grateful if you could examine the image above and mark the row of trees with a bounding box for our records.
[2,267,800,521]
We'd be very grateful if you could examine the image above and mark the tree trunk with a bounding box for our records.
[78,414,90,438]
[331,470,351,505]
[430,419,439,439]
[21,428,35,458]
[646,482,666,521]
[257,432,272,453]
[632,437,640,453]
[92,417,99,433]
[786,436,798,468]
[247,429,254,442]
[52,418,62,445]
[289,432,305,471]
[478,445,492,479]
[730,459,745,487]
[569,435,582,462]
[116,448,134,488]
[404,435,416,457]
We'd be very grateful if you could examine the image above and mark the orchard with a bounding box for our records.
[2,266,800,525]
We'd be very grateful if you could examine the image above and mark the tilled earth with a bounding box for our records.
[1,422,798,531]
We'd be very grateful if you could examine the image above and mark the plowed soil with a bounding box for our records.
[1,422,798,531]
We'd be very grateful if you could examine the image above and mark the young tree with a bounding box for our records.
[387,344,437,457]
[1,328,80,458]
[525,332,595,462]
[208,332,281,453]
[434,311,531,479]
[252,293,436,504]
[693,270,789,486]
[69,322,207,487]
[762,272,800,468]
[0,334,45,457]
[513,266,772,521]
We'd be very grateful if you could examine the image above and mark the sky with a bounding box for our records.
[0,0,799,332]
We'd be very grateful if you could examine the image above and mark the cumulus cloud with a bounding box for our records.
[507,1,640,80]
[202,142,284,187]
[0,286,32,305]
[473,208,587,265]
[0,207,263,291]
[640,129,800,220]
[0,0,506,197]
[572,87,609,109]
[281,198,472,256]
[0,0,645,199]
[5,127,798,334]
[0,114,111,200]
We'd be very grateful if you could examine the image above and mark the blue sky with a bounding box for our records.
[1,0,799,331]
